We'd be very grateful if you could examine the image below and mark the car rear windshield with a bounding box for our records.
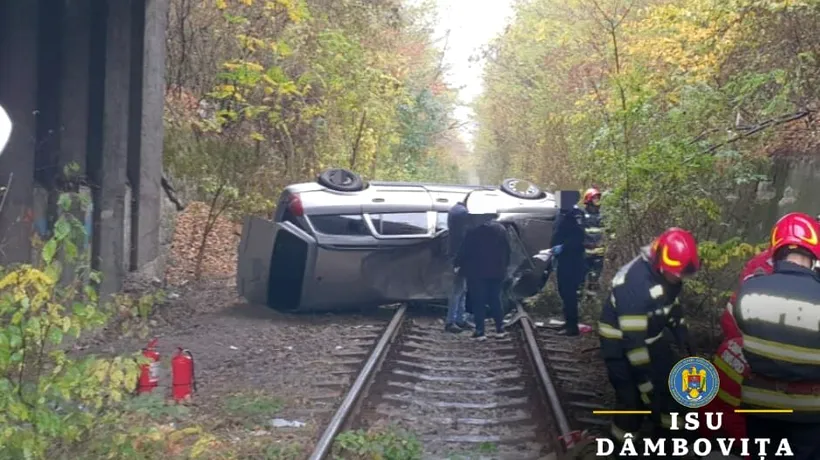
[309,214,370,236]
[308,212,430,236]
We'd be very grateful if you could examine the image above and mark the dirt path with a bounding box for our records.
[76,277,396,458]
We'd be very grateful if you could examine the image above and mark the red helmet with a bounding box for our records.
[649,228,700,278]
[770,212,820,259]
[583,188,601,204]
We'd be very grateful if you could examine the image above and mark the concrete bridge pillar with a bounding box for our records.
[0,0,169,298]
[0,1,38,263]
[93,0,132,297]
[60,0,91,180]
[130,0,169,278]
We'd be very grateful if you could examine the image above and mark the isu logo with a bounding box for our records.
[668,357,720,409]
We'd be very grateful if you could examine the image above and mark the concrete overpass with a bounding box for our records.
[0,0,170,297]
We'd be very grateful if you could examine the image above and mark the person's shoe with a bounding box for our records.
[494,330,509,339]
[445,323,462,333]
[557,328,580,337]
[456,321,473,330]
[471,332,487,341]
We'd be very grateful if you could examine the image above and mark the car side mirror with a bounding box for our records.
[0,104,11,156]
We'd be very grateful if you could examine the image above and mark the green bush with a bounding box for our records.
[0,192,143,459]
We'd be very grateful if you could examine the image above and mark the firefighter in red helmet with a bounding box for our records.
[582,188,606,291]
[598,228,700,448]
[734,212,820,460]
[697,247,773,446]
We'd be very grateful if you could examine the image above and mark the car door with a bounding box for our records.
[237,216,316,308]
[237,216,277,305]
[357,187,451,302]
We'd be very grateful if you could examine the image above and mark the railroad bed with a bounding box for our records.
[306,305,616,460]
[356,317,552,458]
[536,327,613,438]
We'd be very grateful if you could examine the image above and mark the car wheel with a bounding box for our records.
[500,178,544,200]
[317,168,365,192]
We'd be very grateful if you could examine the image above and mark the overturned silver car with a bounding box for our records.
[236,168,575,312]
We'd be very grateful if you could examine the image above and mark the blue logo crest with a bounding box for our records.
[668,356,720,409]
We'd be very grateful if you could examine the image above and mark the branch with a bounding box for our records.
[0,172,13,216]
[350,110,368,170]
[161,174,186,211]
[432,29,450,84]
[700,110,812,155]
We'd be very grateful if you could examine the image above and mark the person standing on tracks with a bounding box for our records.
[582,188,606,293]
[445,196,473,333]
[550,198,587,336]
[455,197,511,341]
[733,212,820,460]
[598,228,700,446]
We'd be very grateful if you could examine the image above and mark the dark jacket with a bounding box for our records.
[734,260,820,422]
[551,206,586,268]
[447,202,469,259]
[455,220,510,281]
[598,252,685,405]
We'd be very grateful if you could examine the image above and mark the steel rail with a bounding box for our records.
[308,305,408,460]
[519,311,574,447]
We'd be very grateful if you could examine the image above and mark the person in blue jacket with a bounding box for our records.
[550,202,587,336]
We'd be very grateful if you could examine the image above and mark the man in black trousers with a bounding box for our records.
[550,201,587,336]
[454,196,511,341]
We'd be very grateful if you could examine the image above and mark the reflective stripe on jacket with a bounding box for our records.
[583,206,605,256]
[599,251,683,402]
[734,260,820,422]
[725,248,773,339]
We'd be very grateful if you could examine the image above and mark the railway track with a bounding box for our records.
[536,327,613,438]
[306,306,611,460]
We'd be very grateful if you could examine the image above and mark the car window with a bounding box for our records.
[281,208,304,229]
[308,214,370,236]
[436,212,448,231]
[370,212,429,235]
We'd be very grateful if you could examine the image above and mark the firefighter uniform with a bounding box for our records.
[581,188,605,289]
[734,261,820,458]
[733,212,820,460]
[697,248,773,443]
[583,206,605,287]
[698,336,749,442]
[599,252,684,439]
[724,248,774,338]
[598,228,700,446]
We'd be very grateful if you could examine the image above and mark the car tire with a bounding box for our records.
[500,178,544,200]
[317,168,365,192]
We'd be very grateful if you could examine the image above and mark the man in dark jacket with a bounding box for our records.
[550,204,587,336]
[734,212,820,459]
[455,200,511,341]
[445,198,471,333]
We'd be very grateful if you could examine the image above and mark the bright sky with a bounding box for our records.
[432,0,514,147]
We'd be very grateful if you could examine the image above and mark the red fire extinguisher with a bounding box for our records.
[137,338,160,394]
[171,348,196,402]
